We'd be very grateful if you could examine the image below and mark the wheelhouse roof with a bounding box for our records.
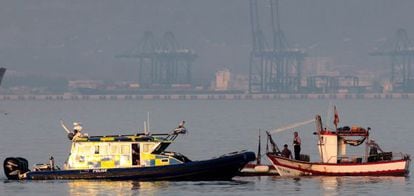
[73,133,172,143]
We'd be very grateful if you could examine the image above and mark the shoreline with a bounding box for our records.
[0,93,413,101]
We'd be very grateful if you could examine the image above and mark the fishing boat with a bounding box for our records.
[266,108,410,176]
[3,122,255,180]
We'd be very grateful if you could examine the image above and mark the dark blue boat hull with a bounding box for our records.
[25,151,255,181]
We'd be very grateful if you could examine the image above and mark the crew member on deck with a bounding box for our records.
[61,120,85,141]
[281,144,293,159]
[368,139,383,155]
[293,131,301,160]
[72,122,83,140]
[367,139,384,162]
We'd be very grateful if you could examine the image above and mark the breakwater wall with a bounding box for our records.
[1,93,414,101]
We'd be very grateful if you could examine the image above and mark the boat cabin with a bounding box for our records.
[65,134,189,170]
[315,115,388,164]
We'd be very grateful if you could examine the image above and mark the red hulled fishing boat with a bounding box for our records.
[266,107,410,176]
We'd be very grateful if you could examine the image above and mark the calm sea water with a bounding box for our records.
[0,100,413,195]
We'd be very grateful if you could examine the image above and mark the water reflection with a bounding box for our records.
[263,175,409,195]
[319,176,408,196]
[319,177,341,196]
[66,180,252,195]
[67,180,170,195]
[293,177,302,192]
[1,176,412,195]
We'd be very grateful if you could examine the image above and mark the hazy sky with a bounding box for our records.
[1,0,413,82]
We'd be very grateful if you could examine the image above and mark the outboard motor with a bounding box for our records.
[3,157,29,180]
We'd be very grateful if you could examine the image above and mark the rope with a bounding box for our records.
[268,119,315,135]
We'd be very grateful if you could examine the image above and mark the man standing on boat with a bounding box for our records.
[367,139,384,162]
[72,122,83,140]
[293,131,301,160]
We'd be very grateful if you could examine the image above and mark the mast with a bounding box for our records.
[257,129,261,165]
[316,115,325,162]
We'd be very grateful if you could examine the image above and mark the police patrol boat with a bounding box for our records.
[3,121,255,180]
[266,107,410,176]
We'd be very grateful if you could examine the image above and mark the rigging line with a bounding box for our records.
[326,101,333,128]
[268,118,315,135]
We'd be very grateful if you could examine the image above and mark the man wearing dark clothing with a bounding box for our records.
[293,131,301,160]
[281,144,293,159]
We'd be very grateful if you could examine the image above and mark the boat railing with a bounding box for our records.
[73,133,176,142]
[165,128,187,141]
[390,152,411,160]
[327,155,364,164]
[328,152,409,164]
[366,151,409,162]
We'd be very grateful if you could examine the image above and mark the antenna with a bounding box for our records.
[144,121,147,135]
[147,112,151,133]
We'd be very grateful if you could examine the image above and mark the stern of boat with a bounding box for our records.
[3,157,30,180]
[266,153,312,176]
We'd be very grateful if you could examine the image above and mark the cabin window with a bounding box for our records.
[94,146,100,154]
[100,145,108,155]
[121,145,130,155]
[142,144,154,153]
[77,145,92,155]
[110,145,118,155]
